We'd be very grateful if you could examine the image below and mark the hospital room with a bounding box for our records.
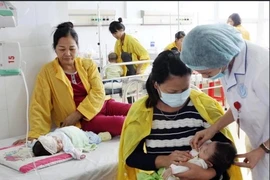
[0,1,269,180]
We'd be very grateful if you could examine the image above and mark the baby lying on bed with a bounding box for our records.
[32,126,111,160]
[137,141,237,180]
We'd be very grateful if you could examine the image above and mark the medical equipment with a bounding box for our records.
[0,41,21,76]
[101,60,154,102]
[0,1,42,179]
[0,1,17,28]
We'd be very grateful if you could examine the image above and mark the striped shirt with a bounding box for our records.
[126,98,231,179]
[145,98,210,155]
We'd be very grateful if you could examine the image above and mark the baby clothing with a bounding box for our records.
[37,126,109,160]
[168,157,208,180]
[105,64,123,79]
[136,149,208,180]
[38,136,58,154]
[167,149,208,180]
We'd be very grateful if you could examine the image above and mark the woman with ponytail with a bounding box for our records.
[109,18,150,103]
[13,22,131,145]
[117,50,242,180]
[109,17,150,77]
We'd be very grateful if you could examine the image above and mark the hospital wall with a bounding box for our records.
[68,1,216,58]
[69,1,269,59]
[0,1,269,139]
[0,1,69,139]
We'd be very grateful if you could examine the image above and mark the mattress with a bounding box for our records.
[0,135,120,180]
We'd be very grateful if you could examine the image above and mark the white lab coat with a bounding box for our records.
[221,41,269,180]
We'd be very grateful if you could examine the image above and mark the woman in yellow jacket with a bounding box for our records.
[227,13,250,40]
[118,50,242,180]
[109,18,150,76]
[13,22,131,145]
[164,31,186,52]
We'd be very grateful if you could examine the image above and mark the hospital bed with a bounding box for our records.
[0,135,120,180]
[101,60,226,106]
[101,60,153,102]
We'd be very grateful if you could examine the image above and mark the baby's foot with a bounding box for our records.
[80,154,86,159]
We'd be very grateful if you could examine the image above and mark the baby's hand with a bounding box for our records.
[80,154,86,160]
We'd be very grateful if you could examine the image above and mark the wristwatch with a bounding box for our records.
[260,143,270,153]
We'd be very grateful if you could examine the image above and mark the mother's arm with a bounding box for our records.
[126,139,192,170]
[77,60,105,121]
[13,68,53,144]
[126,139,160,170]
[28,70,53,138]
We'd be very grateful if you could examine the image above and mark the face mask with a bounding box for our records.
[160,88,191,108]
[209,68,228,80]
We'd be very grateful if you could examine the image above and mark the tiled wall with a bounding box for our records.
[0,1,68,139]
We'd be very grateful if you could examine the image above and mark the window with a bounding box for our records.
[218,1,259,19]
[264,2,269,19]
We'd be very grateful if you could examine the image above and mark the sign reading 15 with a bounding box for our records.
[8,56,15,63]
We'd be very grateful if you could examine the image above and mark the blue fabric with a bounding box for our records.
[180,23,245,70]
[84,131,102,144]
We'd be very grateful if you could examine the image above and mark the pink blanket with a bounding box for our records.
[0,144,72,173]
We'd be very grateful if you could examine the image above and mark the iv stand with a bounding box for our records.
[177,1,180,31]
[97,2,103,70]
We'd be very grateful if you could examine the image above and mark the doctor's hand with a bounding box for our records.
[190,126,217,150]
[61,111,83,127]
[234,147,265,169]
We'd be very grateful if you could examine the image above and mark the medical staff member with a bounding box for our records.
[227,13,250,40]
[164,31,186,52]
[180,23,269,180]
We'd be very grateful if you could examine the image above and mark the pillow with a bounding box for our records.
[0,144,72,173]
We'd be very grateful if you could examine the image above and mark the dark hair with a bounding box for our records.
[175,31,186,39]
[228,13,241,26]
[32,141,51,157]
[108,52,118,61]
[171,47,179,51]
[145,50,192,108]
[209,142,237,175]
[53,21,79,50]
[109,17,125,34]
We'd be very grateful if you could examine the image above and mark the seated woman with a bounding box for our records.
[13,21,131,145]
[164,31,186,52]
[117,50,242,180]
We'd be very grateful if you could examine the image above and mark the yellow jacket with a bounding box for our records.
[235,25,250,40]
[164,41,180,51]
[28,57,105,138]
[118,89,242,180]
[114,34,150,76]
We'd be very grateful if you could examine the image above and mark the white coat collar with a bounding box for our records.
[223,42,248,92]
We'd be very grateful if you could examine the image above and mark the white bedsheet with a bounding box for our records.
[0,135,120,180]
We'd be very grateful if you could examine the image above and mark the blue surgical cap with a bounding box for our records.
[180,23,245,70]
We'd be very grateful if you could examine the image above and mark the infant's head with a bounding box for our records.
[108,52,118,63]
[198,141,237,171]
[32,135,63,157]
